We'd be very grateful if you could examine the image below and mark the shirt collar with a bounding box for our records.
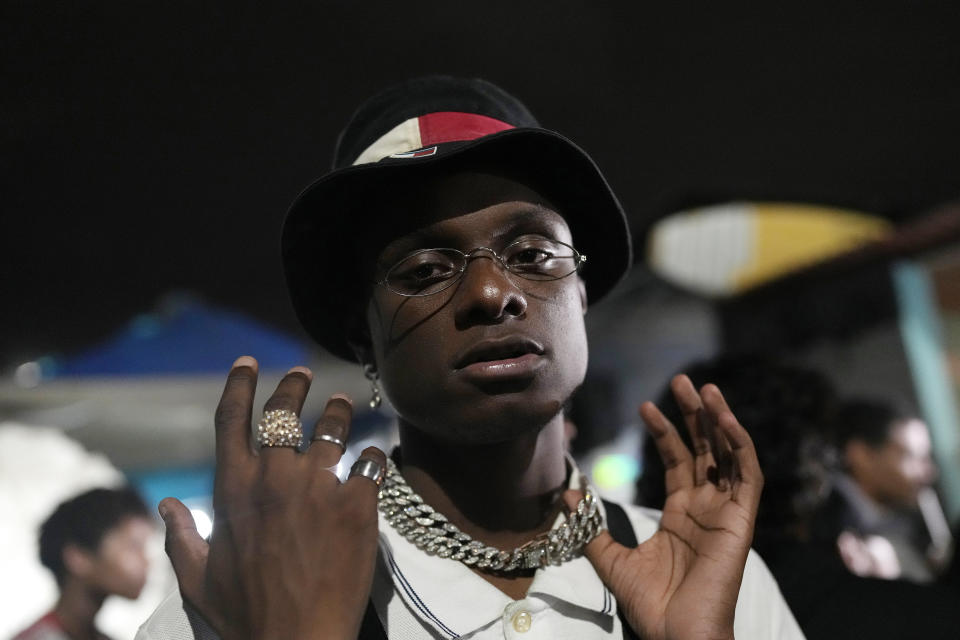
[376,454,615,638]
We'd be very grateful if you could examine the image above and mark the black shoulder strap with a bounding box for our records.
[357,598,387,640]
[602,499,642,640]
[603,499,639,547]
[358,503,641,640]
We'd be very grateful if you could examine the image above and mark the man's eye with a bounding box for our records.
[511,248,551,265]
[409,262,453,280]
[391,253,459,283]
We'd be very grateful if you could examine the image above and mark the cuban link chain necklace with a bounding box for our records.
[378,458,604,573]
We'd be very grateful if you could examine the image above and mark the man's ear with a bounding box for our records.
[62,544,95,580]
[349,342,375,369]
[347,325,375,368]
[345,303,375,366]
[577,277,588,315]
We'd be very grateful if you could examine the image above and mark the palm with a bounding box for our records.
[580,376,762,640]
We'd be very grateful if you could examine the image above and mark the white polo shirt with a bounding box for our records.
[136,497,804,640]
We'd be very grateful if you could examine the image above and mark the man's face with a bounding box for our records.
[364,175,588,444]
[80,516,153,599]
[851,418,937,507]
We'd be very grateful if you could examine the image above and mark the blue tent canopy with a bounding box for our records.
[44,294,310,378]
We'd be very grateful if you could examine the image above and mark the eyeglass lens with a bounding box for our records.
[385,238,581,297]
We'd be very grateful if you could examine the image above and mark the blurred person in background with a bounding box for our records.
[815,398,949,583]
[636,354,960,639]
[13,487,153,640]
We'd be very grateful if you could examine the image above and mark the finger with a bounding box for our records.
[700,384,738,490]
[670,374,716,486]
[717,409,763,510]
[343,446,389,498]
[214,357,259,492]
[307,393,354,468]
[159,498,211,612]
[257,366,313,462]
[262,366,313,416]
[639,401,695,493]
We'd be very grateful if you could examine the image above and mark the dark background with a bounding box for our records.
[3,2,959,369]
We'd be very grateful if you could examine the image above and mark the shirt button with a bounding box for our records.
[512,610,532,633]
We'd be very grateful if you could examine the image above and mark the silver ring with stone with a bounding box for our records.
[348,457,385,487]
[256,409,303,448]
[313,433,346,453]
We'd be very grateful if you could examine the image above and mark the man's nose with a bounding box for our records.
[454,252,527,324]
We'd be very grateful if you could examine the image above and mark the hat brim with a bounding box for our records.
[282,127,632,361]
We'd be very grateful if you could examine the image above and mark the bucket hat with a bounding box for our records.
[282,75,632,360]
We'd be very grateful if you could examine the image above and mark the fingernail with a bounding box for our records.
[158,502,168,520]
[330,392,352,406]
[232,355,257,371]
[287,365,313,381]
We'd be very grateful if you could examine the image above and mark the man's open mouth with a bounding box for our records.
[454,337,545,369]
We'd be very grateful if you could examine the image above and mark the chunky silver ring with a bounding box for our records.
[313,433,346,453]
[257,409,303,448]
[348,458,385,487]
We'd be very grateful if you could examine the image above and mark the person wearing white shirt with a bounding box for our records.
[140,76,805,640]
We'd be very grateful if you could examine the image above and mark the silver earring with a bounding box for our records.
[363,363,382,409]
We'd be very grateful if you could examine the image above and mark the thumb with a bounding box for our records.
[159,497,209,606]
[562,489,628,585]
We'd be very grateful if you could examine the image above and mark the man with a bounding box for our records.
[15,487,153,640]
[819,398,943,582]
[139,76,803,639]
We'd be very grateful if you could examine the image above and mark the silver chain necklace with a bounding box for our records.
[377,458,604,573]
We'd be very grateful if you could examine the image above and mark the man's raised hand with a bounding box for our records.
[566,374,763,640]
[160,356,386,640]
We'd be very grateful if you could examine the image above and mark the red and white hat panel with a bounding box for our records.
[352,111,514,165]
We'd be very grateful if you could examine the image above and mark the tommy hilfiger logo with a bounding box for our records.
[389,146,438,159]
[353,113,513,166]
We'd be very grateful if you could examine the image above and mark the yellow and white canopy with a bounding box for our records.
[647,202,892,297]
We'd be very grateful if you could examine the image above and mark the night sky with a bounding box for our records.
[3,2,959,369]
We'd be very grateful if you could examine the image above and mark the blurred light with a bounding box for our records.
[190,508,213,539]
[14,361,41,388]
[592,454,640,490]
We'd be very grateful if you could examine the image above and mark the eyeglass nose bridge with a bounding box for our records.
[463,246,502,262]
[457,246,512,276]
